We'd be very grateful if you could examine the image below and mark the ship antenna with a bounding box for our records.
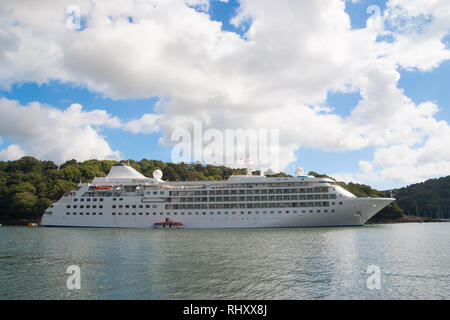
[240,154,254,176]
[245,156,255,176]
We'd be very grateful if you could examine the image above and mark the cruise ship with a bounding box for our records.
[41,163,394,228]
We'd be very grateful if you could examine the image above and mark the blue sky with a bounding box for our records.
[0,81,170,162]
[0,0,449,190]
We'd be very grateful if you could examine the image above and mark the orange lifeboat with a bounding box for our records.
[94,185,113,190]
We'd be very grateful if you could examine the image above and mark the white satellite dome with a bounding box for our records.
[295,167,305,176]
[153,169,163,181]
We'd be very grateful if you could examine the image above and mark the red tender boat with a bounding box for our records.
[153,219,183,229]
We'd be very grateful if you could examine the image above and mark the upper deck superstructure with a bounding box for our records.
[41,164,394,228]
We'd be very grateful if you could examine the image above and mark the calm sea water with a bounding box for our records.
[0,223,449,300]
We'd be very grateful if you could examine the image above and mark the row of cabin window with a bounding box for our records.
[171,187,331,196]
[73,198,104,202]
[145,191,165,195]
[73,188,334,200]
[67,205,103,209]
[176,194,336,202]
[167,201,338,209]
[68,201,343,210]
[74,186,333,199]
[109,209,336,216]
[177,183,330,190]
[111,204,157,209]
[72,197,130,202]
[67,212,103,216]
[112,212,149,216]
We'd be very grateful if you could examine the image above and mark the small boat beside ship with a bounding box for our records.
[153,219,184,229]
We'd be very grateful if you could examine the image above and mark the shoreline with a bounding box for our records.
[1,216,448,227]
[0,218,42,226]
[366,215,449,224]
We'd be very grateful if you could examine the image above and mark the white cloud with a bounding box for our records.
[0,144,25,161]
[123,114,161,134]
[371,122,450,184]
[0,98,121,163]
[330,120,450,188]
[382,0,450,71]
[0,0,449,187]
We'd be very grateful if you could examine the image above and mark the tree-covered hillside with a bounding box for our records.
[0,157,447,224]
[389,176,450,219]
[0,157,247,222]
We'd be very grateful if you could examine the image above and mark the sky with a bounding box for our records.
[0,0,449,190]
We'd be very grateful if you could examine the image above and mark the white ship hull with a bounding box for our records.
[40,164,394,229]
[41,197,393,229]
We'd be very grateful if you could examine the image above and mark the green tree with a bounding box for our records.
[10,192,37,218]
[163,166,180,181]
